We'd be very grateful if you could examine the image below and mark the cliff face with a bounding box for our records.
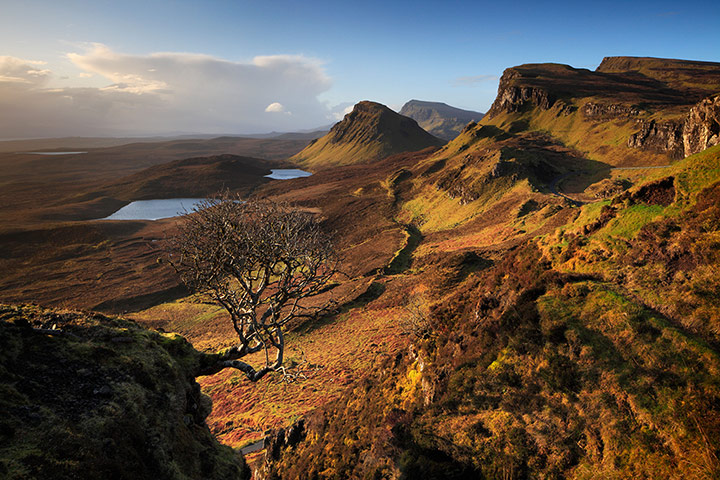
[399,100,484,141]
[684,93,720,157]
[0,304,249,480]
[485,68,556,117]
[484,58,720,161]
[627,93,720,159]
[627,119,685,159]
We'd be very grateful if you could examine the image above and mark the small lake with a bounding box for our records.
[20,151,88,155]
[265,169,312,180]
[103,198,206,221]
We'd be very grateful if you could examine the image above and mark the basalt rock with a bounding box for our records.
[683,93,720,157]
[582,102,641,119]
[627,119,684,159]
[487,69,555,117]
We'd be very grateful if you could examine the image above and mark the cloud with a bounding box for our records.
[328,102,355,121]
[454,74,498,86]
[0,45,334,137]
[265,102,285,113]
[0,56,51,86]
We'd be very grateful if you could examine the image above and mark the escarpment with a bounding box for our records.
[483,58,720,160]
[485,67,557,117]
[627,119,685,159]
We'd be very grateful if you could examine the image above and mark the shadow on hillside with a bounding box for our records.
[294,281,386,335]
[499,133,614,195]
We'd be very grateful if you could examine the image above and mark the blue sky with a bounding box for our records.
[1,0,718,137]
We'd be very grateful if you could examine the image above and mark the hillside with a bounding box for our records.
[290,101,444,169]
[0,154,284,313]
[98,154,272,201]
[2,55,720,480]
[400,100,484,140]
[265,143,720,479]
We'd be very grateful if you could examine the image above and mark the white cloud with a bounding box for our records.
[454,74,498,86]
[328,102,355,121]
[0,45,335,137]
[0,56,51,86]
[265,102,285,112]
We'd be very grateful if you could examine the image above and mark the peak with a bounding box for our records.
[291,100,443,168]
[399,100,484,141]
[352,100,392,112]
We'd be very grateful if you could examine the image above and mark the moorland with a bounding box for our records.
[2,56,720,479]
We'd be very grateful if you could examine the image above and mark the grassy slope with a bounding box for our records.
[291,101,444,170]
[265,146,720,480]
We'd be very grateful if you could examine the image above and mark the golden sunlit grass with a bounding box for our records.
[203,303,409,448]
[131,278,412,449]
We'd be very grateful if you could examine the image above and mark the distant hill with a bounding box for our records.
[291,101,444,169]
[97,154,273,201]
[399,100,484,140]
[0,129,328,153]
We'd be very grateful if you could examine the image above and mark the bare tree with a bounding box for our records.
[167,195,339,381]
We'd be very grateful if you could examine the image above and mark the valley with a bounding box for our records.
[2,56,720,479]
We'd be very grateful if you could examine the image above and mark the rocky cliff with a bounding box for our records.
[627,119,685,159]
[399,100,484,140]
[684,93,720,157]
[484,58,720,161]
[291,101,444,169]
[485,67,557,117]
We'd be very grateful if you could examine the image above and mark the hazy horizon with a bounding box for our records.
[2,0,718,138]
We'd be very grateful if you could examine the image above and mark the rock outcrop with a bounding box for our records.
[627,119,685,159]
[0,304,250,480]
[581,102,641,119]
[486,68,556,117]
[683,93,720,157]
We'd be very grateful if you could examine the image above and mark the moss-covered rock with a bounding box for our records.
[0,304,249,480]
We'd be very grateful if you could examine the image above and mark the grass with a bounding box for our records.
[482,99,672,167]
[599,203,667,239]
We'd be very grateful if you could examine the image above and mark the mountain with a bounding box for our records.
[484,57,720,163]
[262,58,720,478]
[399,99,484,140]
[290,101,444,169]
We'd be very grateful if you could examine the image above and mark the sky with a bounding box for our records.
[1,0,719,138]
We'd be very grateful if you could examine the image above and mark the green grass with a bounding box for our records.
[600,203,667,239]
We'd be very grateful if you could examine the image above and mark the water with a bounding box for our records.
[103,198,207,221]
[20,151,88,155]
[265,168,312,180]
